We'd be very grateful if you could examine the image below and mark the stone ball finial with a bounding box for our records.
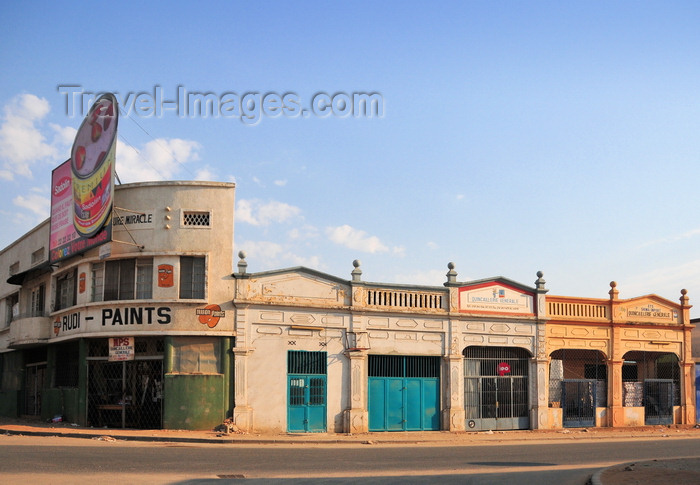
[681,288,688,296]
[536,270,543,278]
[238,250,247,260]
[353,259,361,268]
[610,281,617,288]
[447,262,455,270]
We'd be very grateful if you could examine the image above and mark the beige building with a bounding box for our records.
[0,181,236,429]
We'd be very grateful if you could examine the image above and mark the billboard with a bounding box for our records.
[50,93,118,263]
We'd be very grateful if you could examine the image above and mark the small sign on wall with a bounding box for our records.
[109,336,134,361]
[158,264,174,287]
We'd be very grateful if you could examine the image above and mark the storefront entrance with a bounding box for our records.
[463,346,530,431]
[287,351,327,433]
[86,338,164,429]
[368,355,440,431]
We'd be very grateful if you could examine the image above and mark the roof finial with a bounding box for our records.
[237,250,247,274]
[535,271,546,291]
[351,259,362,282]
[446,262,457,284]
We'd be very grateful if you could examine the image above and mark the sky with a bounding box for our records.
[1,1,700,316]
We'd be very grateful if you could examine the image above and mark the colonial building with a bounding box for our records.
[0,181,236,430]
[545,283,694,428]
[1,180,695,432]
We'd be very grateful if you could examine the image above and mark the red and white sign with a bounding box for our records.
[109,336,134,361]
[498,362,511,376]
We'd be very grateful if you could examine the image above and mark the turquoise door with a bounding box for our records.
[368,376,439,431]
[287,351,327,433]
[287,375,327,432]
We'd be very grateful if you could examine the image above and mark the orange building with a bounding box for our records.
[544,282,694,428]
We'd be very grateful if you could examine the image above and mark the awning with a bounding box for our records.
[7,260,53,285]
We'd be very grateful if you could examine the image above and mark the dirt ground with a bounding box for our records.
[600,458,700,485]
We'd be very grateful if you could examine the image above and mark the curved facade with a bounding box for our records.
[0,181,235,429]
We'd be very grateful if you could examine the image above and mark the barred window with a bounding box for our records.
[183,211,210,227]
[179,256,205,299]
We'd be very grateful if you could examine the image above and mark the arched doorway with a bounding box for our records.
[549,349,607,428]
[463,346,531,431]
[622,351,680,425]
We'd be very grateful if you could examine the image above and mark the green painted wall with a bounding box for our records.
[0,390,21,417]
[42,388,80,422]
[0,351,23,418]
[163,374,225,429]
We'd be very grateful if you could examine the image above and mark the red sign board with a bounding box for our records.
[498,362,511,376]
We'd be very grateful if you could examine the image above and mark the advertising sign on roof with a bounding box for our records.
[459,282,534,316]
[49,93,118,263]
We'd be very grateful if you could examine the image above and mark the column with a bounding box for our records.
[443,353,465,431]
[344,349,368,433]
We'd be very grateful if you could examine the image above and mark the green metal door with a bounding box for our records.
[287,351,327,433]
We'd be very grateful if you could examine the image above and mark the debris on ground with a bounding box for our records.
[92,435,116,441]
[213,418,247,435]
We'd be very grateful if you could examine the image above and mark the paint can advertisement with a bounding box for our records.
[70,93,118,237]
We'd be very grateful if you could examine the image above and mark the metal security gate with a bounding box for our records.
[644,379,674,425]
[24,363,46,416]
[287,351,327,433]
[368,355,440,431]
[562,379,596,428]
[87,359,163,429]
[463,346,530,430]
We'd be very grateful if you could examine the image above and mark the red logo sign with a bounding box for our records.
[498,362,511,376]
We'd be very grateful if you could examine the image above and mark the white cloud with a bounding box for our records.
[236,239,322,270]
[427,241,439,250]
[287,225,320,241]
[116,138,201,183]
[194,166,216,181]
[636,228,700,249]
[0,94,59,179]
[13,190,50,219]
[326,224,389,253]
[235,199,302,226]
[274,179,287,186]
[49,123,77,147]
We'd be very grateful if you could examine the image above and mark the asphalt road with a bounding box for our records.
[2,434,699,484]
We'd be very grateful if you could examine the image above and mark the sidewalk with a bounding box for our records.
[2,417,700,484]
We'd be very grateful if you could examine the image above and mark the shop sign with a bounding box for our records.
[459,282,534,315]
[619,301,678,323]
[109,336,134,361]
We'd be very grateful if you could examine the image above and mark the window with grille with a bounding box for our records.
[179,256,205,299]
[183,211,211,227]
[55,269,77,311]
[288,351,327,375]
[369,355,440,378]
[93,258,153,301]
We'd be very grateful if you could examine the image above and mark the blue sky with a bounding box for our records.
[1,1,700,315]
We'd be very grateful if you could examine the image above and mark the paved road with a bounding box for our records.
[2,434,699,484]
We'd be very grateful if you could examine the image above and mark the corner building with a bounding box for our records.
[0,181,235,429]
